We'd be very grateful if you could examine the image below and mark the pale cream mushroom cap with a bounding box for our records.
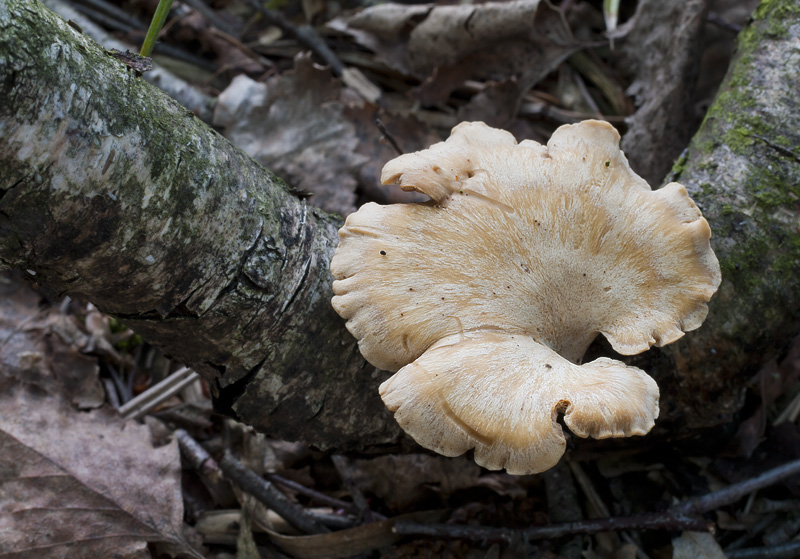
[330,120,721,474]
[380,332,659,475]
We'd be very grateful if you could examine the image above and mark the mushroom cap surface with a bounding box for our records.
[330,120,721,474]
[380,332,659,475]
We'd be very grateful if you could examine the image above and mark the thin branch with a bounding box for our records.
[265,472,362,516]
[181,0,238,36]
[675,459,800,516]
[727,540,800,559]
[219,451,330,535]
[396,458,800,543]
[72,0,145,30]
[118,367,199,419]
[175,427,216,472]
[241,0,343,76]
[331,454,379,523]
[395,512,708,544]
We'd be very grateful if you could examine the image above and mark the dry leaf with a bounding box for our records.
[267,510,446,559]
[330,0,578,105]
[344,104,438,206]
[728,337,800,457]
[456,79,521,129]
[620,0,706,184]
[671,531,727,559]
[0,276,105,409]
[174,11,263,75]
[213,53,366,216]
[0,375,200,558]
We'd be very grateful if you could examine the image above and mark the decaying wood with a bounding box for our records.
[0,0,798,454]
[0,0,400,452]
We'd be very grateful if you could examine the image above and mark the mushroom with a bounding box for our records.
[330,120,721,475]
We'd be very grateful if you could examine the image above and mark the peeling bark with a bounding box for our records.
[0,0,798,454]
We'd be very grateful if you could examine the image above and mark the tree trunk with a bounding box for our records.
[0,0,798,454]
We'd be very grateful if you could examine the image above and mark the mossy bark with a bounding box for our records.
[0,0,400,452]
[640,0,800,436]
[0,0,798,454]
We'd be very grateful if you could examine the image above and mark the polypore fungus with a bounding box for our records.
[330,120,721,475]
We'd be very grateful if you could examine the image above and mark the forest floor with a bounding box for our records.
[5,0,800,558]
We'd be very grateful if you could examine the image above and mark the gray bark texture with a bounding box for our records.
[0,0,400,452]
[0,0,798,454]
[649,0,800,438]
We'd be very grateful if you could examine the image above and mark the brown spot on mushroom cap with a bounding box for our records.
[330,120,721,474]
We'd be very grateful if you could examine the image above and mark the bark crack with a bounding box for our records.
[163,281,206,319]
[213,354,268,416]
[753,135,800,165]
[218,220,264,300]
[0,177,27,203]
[280,256,312,315]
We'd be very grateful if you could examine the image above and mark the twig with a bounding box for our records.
[220,451,330,535]
[567,50,630,116]
[675,459,800,516]
[72,0,145,30]
[396,458,800,544]
[102,377,121,408]
[70,2,138,33]
[374,118,403,156]
[307,510,357,530]
[773,389,800,425]
[241,0,343,76]
[175,428,237,507]
[727,541,800,559]
[175,428,216,472]
[572,70,603,119]
[752,498,800,514]
[181,0,238,36]
[107,362,133,404]
[395,513,708,544]
[265,472,364,516]
[724,513,779,551]
[118,366,199,419]
[331,454,377,523]
[569,461,650,559]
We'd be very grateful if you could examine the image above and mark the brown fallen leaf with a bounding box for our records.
[330,0,578,105]
[0,275,105,409]
[213,53,366,216]
[672,531,727,559]
[0,374,201,558]
[727,336,800,458]
[266,510,446,559]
